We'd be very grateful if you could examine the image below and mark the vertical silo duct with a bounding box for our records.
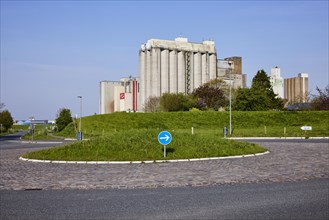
[177,51,186,93]
[193,52,202,89]
[169,50,177,93]
[160,49,169,95]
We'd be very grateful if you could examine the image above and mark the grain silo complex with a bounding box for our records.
[99,37,247,114]
[139,37,217,108]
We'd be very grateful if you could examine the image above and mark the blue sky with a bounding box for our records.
[1,1,328,120]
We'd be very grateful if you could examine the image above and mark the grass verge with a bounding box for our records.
[58,111,329,139]
[22,129,267,161]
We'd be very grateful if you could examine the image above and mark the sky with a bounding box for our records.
[1,1,328,120]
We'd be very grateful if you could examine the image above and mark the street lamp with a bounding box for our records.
[77,96,83,140]
[228,61,233,136]
[29,116,35,142]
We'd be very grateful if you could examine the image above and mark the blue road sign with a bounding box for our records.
[158,131,172,145]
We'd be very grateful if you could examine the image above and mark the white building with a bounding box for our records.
[139,37,217,109]
[99,77,139,114]
[270,66,284,98]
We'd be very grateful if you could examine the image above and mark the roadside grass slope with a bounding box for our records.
[59,111,329,138]
[22,111,328,161]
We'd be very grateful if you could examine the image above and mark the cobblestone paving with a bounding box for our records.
[0,141,328,190]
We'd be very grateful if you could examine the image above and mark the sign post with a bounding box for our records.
[158,131,172,158]
[301,126,312,137]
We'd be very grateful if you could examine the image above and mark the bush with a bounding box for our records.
[160,93,195,111]
[55,108,73,132]
[0,110,14,131]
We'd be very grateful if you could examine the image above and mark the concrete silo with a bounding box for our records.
[139,37,217,110]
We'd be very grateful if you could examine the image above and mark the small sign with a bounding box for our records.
[158,131,172,158]
[158,131,172,145]
[301,126,312,131]
[120,93,125,100]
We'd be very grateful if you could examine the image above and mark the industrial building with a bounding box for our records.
[270,66,284,98]
[217,57,247,89]
[139,37,217,108]
[284,73,309,103]
[99,77,139,114]
[100,37,248,114]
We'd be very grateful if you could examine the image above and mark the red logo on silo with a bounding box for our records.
[120,93,125,100]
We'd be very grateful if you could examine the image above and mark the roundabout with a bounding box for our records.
[0,134,328,190]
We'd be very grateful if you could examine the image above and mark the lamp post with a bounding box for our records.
[29,116,35,142]
[228,62,233,136]
[77,96,82,140]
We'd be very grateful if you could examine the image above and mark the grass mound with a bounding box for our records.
[23,129,266,161]
[22,111,328,161]
[57,111,329,138]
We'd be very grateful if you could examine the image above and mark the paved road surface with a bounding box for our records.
[1,179,328,219]
[1,133,328,190]
[1,133,328,219]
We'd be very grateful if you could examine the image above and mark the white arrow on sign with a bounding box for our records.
[301,126,312,131]
[159,135,170,142]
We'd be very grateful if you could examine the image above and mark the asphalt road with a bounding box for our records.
[1,132,328,219]
[0,131,68,150]
[1,179,328,220]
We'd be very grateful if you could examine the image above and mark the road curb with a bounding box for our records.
[19,151,270,165]
[229,137,329,140]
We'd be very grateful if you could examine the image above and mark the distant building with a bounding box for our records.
[139,37,217,109]
[270,66,284,98]
[217,57,247,89]
[284,73,309,103]
[99,77,139,114]
[102,38,249,113]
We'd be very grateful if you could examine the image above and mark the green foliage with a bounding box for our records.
[234,70,283,111]
[55,108,73,131]
[252,69,272,91]
[23,129,267,161]
[56,111,328,139]
[23,124,56,140]
[189,107,201,112]
[233,88,269,111]
[192,85,227,110]
[312,85,329,110]
[0,110,14,131]
[160,93,195,111]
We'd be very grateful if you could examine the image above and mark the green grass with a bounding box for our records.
[22,124,61,140]
[58,111,329,138]
[23,129,266,161]
[22,111,328,161]
[0,125,29,136]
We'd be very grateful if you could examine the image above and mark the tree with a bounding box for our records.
[55,108,73,132]
[234,70,284,111]
[312,85,329,110]
[251,69,284,110]
[143,96,160,112]
[233,88,270,111]
[192,85,227,110]
[160,93,195,112]
[252,69,272,91]
[0,110,14,131]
